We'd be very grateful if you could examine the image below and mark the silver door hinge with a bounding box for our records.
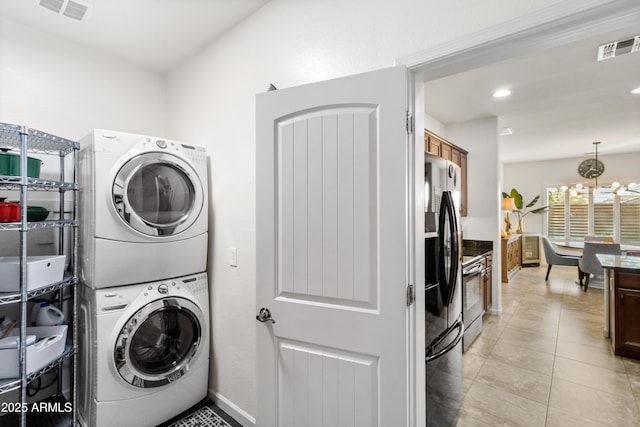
[406,283,415,306]
[406,111,414,135]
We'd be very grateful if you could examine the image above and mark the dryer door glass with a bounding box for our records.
[127,163,194,226]
[114,297,205,388]
[113,153,204,236]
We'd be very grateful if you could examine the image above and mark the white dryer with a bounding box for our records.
[78,273,210,427]
[79,129,208,288]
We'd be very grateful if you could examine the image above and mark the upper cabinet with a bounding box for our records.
[459,152,467,216]
[425,132,441,157]
[424,130,468,216]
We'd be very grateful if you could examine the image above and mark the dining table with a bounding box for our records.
[555,241,640,253]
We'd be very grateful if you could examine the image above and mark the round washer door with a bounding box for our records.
[114,297,205,388]
[112,152,204,236]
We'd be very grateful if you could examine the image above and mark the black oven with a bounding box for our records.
[462,258,483,352]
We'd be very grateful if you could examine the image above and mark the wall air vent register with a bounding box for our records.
[598,36,640,61]
[38,0,91,21]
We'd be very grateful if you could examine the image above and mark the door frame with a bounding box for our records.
[399,1,640,426]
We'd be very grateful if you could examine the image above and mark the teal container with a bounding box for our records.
[0,152,42,178]
[27,206,49,222]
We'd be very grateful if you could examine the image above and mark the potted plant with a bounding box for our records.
[502,188,548,234]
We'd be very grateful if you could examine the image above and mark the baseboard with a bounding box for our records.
[209,389,256,427]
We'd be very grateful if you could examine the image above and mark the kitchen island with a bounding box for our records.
[597,254,640,360]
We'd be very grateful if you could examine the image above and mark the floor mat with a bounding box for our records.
[167,406,231,427]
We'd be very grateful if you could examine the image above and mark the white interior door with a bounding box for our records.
[256,65,410,427]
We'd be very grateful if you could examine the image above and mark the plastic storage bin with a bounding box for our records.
[0,255,66,292]
[0,151,42,178]
[0,325,68,379]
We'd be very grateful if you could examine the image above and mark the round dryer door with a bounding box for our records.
[114,297,205,388]
[113,152,204,236]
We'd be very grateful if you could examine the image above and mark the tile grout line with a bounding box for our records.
[460,266,640,426]
[544,279,568,427]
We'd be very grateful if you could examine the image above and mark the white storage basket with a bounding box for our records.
[0,256,66,292]
[0,325,68,379]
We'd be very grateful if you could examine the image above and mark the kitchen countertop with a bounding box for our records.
[596,254,640,273]
[462,239,493,267]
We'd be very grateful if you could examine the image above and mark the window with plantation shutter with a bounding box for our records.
[569,189,588,241]
[594,204,614,236]
[545,183,639,245]
[547,188,565,240]
[594,187,615,237]
[569,204,588,240]
[620,192,640,245]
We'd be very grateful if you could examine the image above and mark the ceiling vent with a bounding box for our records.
[597,36,640,61]
[39,0,64,13]
[38,0,91,21]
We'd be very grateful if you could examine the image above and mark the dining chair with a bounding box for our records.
[541,236,581,281]
[578,242,621,291]
[584,235,615,243]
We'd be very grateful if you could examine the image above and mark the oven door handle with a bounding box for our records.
[426,314,464,364]
[463,263,483,276]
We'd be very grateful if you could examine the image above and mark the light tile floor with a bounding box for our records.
[457,265,640,427]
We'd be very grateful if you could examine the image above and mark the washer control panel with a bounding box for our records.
[181,273,208,297]
[95,272,208,312]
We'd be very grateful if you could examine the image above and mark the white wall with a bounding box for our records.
[0,16,167,409]
[445,117,502,314]
[165,0,567,422]
[503,152,640,235]
[0,17,166,141]
[424,113,446,136]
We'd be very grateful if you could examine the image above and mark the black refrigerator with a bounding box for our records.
[424,153,463,427]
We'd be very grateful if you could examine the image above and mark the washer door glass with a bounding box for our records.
[113,153,204,236]
[114,297,205,388]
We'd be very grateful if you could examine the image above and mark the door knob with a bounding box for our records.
[256,307,275,323]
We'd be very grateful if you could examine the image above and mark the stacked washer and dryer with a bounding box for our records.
[77,130,210,427]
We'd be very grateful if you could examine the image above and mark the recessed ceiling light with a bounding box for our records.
[493,89,511,98]
[632,87,640,94]
[499,127,513,136]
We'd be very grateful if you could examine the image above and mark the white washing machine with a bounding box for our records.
[78,272,210,427]
[79,129,208,289]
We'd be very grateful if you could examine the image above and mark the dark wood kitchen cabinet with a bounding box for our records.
[613,271,640,359]
[482,253,493,312]
[425,131,441,156]
[424,130,468,216]
[459,152,467,216]
[440,142,452,161]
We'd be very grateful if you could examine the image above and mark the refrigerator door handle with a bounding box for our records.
[438,190,459,306]
[425,314,464,364]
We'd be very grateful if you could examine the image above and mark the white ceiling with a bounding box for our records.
[424,23,640,164]
[0,0,269,72]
